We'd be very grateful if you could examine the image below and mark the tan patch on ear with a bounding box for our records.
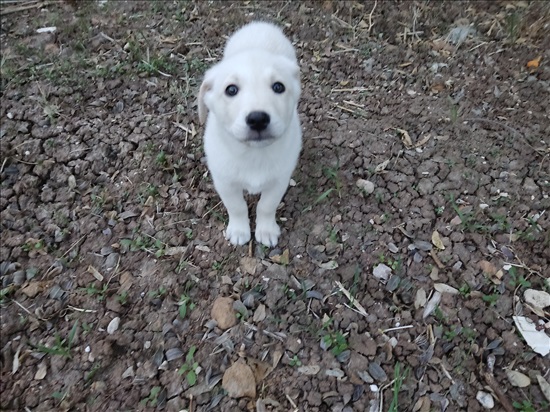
[198,79,212,125]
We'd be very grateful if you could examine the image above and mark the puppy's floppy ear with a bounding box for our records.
[199,66,218,125]
[198,77,212,125]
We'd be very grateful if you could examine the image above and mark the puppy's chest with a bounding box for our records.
[234,156,278,194]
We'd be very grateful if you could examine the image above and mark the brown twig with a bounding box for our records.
[483,371,515,412]
[0,0,61,16]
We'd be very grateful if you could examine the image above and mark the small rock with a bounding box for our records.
[325,368,345,379]
[373,264,391,281]
[479,260,497,276]
[522,177,538,193]
[107,317,120,334]
[297,365,320,375]
[122,366,134,379]
[21,282,43,298]
[476,391,494,409]
[286,336,303,354]
[524,289,550,310]
[368,362,388,382]
[356,179,375,194]
[211,297,237,330]
[222,359,256,399]
[105,253,120,271]
[506,369,531,387]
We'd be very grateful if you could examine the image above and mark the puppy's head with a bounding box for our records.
[198,51,300,147]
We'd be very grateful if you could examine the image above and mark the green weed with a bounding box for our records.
[289,355,302,367]
[33,321,79,358]
[139,386,162,407]
[177,294,195,319]
[178,346,199,386]
[81,283,108,301]
[388,362,410,412]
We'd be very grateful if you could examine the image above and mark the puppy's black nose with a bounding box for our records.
[246,111,270,131]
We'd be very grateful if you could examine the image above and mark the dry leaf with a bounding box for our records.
[297,365,320,375]
[431,231,445,250]
[253,304,266,323]
[396,128,413,148]
[513,316,550,356]
[414,288,427,309]
[87,265,104,282]
[423,291,442,319]
[414,134,431,148]
[527,56,541,69]
[450,215,462,226]
[34,361,47,380]
[434,283,459,295]
[506,369,531,387]
[536,374,550,403]
[375,159,390,173]
[317,260,338,270]
[12,345,21,374]
[270,249,289,265]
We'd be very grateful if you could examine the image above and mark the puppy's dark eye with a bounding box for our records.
[225,85,239,96]
[272,82,285,94]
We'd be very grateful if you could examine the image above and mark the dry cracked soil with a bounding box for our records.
[1,1,550,411]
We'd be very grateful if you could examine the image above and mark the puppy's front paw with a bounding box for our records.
[226,221,251,246]
[255,220,281,247]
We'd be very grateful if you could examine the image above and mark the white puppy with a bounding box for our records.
[198,22,301,247]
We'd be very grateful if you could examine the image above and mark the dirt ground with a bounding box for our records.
[1,1,549,411]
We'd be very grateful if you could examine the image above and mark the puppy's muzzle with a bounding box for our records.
[246,111,270,131]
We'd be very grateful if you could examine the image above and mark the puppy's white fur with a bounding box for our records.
[199,22,301,247]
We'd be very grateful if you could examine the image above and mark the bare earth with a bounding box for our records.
[1,1,549,411]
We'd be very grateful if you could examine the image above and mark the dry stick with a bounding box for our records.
[483,371,515,412]
[0,0,59,15]
[44,234,87,278]
[367,0,377,35]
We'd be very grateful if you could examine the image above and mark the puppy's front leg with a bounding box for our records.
[216,183,250,245]
[255,180,289,247]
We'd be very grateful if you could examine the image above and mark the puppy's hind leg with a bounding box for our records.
[215,183,251,245]
[255,181,288,247]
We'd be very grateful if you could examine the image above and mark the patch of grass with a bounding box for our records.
[149,286,167,299]
[116,291,129,305]
[378,253,402,273]
[155,150,168,167]
[320,317,349,357]
[85,362,101,382]
[137,53,178,76]
[22,238,45,253]
[289,355,302,367]
[481,292,499,306]
[82,322,94,335]
[505,11,521,44]
[448,97,459,123]
[458,283,471,297]
[178,346,199,386]
[513,399,537,412]
[139,386,162,407]
[32,321,78,358]
[508,266,531,289]
[388,362,410,412]
[80,283,108,301]
[120,234,166,257]
[177,294,195,319]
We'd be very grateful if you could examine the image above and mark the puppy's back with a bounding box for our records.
[224,21,297,62]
